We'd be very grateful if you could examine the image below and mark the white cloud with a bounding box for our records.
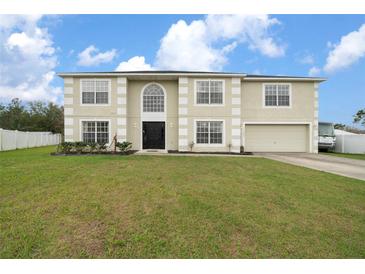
[155,15,285,71]
[205,15,285,58]
[308,66,321,76]
[0,72,62,102]
[324,24,365,73]
[297,54,315,65]
[77,45,117,66]
[0,15,61,102]
[115,56,154,71]
[155,20,224,71]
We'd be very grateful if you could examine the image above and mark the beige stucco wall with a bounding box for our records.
[242,81,315,122]
[63,77,119,143]
[126,80,178,150]
[241,81,317,153]
[183,77,235,152]
[62,75,318,153]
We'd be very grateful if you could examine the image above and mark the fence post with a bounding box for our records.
[342,134,345,153]
[0,128,2,151]
[26,131,29,148]
[15,130,18,150]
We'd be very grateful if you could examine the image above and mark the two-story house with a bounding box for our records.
[57,71,325,153]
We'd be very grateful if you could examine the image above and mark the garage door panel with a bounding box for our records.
[245,124,308,152]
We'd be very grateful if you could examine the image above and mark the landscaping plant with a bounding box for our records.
[116,141,132,153]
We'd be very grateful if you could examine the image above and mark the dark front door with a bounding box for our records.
[143,122,165,149]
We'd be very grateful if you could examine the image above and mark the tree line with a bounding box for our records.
[0,98,64,134]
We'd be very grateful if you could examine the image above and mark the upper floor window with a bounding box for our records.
[264,84,290,107]
[196,80,224,105]
[81,79,110,105]
[143,83,165,112]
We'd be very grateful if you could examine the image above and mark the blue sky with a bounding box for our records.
[1,15,364,127]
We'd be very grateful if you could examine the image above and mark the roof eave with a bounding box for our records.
[244,77,327,82]
[56,72,247,78]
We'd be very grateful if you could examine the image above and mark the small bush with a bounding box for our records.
[96,143,107,153]
[56,141,126,154]
[74,141,87,153]
[116,141,132,153]
[88,142,97,153]
[59,142,74,153]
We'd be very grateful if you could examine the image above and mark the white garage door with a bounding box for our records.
[245,124,309,152]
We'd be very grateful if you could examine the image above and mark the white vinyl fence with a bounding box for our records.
[0,128,62,151]
[335,134,365,154]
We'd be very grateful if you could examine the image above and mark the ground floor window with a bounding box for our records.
[82,121,109,144]
[196,121,223,144]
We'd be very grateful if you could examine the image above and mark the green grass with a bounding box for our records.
[321,152,365,161]
[0,146,364,258]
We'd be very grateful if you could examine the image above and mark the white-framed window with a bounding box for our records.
[143,83,165,112]
[195,120,224,145]
[80,79,110,105]
[195,80,224,105]
[263,83,291,107]
[81,121,109,144]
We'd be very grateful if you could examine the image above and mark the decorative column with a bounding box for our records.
[313,82,319,153]
[117,77,128,142]
[178,77,189,151]
[63,77,74,142]
[230,77,242,153]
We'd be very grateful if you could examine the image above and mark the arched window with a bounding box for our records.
[143,83,165,112]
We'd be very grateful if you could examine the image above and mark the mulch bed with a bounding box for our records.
[50,150,137,156]
[168,150,253,155]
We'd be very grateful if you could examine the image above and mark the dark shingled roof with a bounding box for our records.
[246,74,323,79]
[57,70,326,81]
[58,70,245,75]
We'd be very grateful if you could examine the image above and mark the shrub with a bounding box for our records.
[88,142,97,153]
[74,141,87,153]
[116,141,132,153]
[59,142,74,153]
[56,141,116,154]
[96,142,107,153]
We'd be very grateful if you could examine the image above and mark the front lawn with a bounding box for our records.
[321,152,365,161]
[0,147,364,258]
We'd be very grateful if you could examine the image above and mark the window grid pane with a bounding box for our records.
[96,92,108,104]
[82,121,109,144]
[196,121,223,144]
[277,85,290,106]
[143,84,164,112]
[96,121,109,143]
[82,121,96,143]
[209,121,223,144]
[82,92,95,104]
[265,85,277,106]
[196,121,209,144]
[196,81,210,104]
[196,80,223,105]
[82,80,109,104]
[210,81,223,104]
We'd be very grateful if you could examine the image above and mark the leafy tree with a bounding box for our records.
[353,108,365,127]
[334,123,346,130]
[0,98,64,134]
[0,98,29,130]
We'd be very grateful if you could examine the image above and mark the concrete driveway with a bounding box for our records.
[259,153,365,181]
